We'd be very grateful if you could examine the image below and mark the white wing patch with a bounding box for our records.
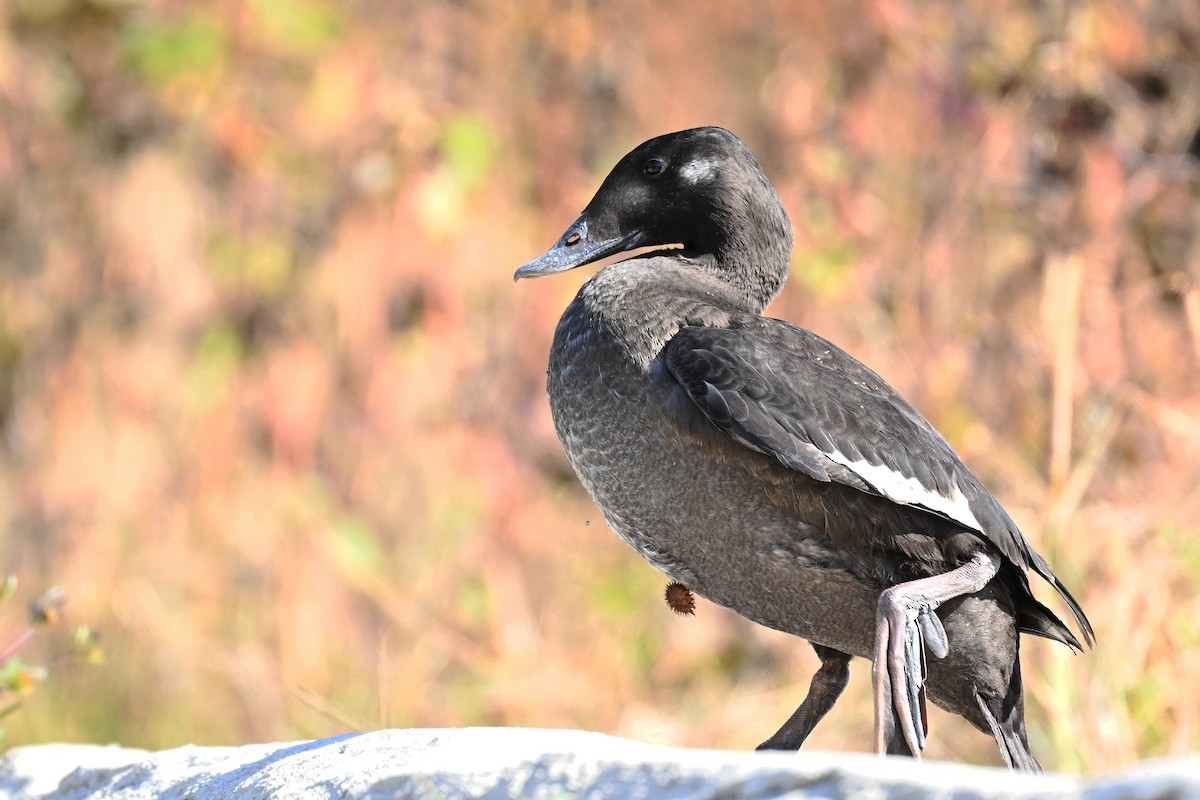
[825,451,982,532]
[679,158,717,184]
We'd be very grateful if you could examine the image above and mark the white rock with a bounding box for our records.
[0,728,1196,799]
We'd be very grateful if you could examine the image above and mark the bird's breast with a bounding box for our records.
[544,307,879,656]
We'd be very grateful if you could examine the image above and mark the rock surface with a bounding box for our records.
[0,728,1195,799]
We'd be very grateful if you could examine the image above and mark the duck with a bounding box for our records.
[514,126,1093,771]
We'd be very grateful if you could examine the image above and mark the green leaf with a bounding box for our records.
[2,658,47,695]
[439,115,498,194]
[122,14,229,85]
[329,517,386,583]
[792,241,854,300]
[208,233,293,296]
[74,626,105,665]
[0,576,16,606]
[185,322,245,413]
[252,0,344,55]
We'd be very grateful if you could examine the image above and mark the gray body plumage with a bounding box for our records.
[548,256,1019,745]
[518,127,1092,770]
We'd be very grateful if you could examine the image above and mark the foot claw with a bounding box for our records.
[870,552,1000,759]
[873,591,938,757]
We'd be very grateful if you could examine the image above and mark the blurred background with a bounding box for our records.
[0,0,1197,772]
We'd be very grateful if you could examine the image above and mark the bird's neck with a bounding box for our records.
[687,190,794,314]
[573,259,739,368]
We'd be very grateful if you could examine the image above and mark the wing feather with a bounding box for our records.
[662,316,1094,648]
[665,320,1006,555]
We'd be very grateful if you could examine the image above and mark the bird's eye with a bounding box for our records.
[643,157,667,176]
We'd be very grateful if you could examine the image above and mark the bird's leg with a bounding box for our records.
[872,550,1000,758]
[757,644,851,751]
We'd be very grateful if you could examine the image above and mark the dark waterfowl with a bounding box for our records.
[515,127,1093,771]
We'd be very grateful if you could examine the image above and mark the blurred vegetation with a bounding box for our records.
[0,580,102,738]
[0,0,1197,772]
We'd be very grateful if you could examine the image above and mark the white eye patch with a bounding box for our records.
[679,158,717,183]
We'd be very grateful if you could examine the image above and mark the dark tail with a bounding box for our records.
[975,647,1043,773]
[996,502,1095,650]
[1017,594,1084,651]
[1028,550,1096,648]
[1011,556,1095,652]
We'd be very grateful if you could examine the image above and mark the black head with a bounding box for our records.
[515,127,793,310]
